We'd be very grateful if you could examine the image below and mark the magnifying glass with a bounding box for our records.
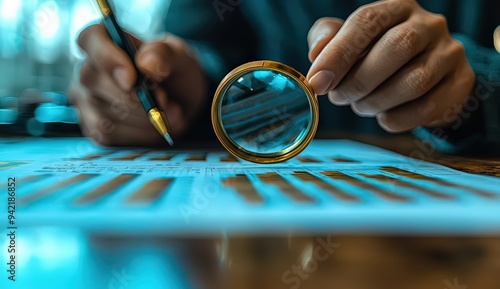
[212,61,319,164]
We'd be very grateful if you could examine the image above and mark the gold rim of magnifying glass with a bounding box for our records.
[212,60,319,164]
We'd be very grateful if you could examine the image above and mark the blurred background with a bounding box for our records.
[0,0,170,137]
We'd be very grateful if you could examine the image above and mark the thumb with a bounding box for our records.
[307,17,344,63]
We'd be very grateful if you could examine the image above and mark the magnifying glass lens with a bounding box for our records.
[220,69,311,155]
[212,61,318,163]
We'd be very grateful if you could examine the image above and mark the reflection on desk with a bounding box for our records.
[5,228,500,289]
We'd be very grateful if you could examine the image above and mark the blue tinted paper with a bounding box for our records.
[0,138,499,235]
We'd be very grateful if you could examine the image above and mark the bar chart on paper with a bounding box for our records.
[1,138,499,235]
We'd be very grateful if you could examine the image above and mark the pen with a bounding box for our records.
[94,0,174,146]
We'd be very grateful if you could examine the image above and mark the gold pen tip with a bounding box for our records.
[148,108,174,146]
[164,133,174,147]
[95,0,111,17]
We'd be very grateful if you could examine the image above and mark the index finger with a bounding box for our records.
[78,24,138,91]
[307,0,413,95]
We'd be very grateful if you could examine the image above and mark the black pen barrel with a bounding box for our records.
[102,15,137,65]
[136,87,155,112]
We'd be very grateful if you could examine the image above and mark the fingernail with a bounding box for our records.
[427,120,444,127]
[309,70,335,95]
[309,31,328,52]
[328,90,348,104]
[113,68,131,91]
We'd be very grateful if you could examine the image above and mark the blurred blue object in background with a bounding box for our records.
[0,96,19,124]
[0,109,18,124]
[35,103,78,123]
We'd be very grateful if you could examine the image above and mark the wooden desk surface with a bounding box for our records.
[88,234,500,289]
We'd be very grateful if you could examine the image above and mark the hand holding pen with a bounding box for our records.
[70,0,208,147]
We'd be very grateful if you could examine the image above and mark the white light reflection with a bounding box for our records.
[0,0,22,58]
[32,0,62,63]
[35,1,61,40]
[113,0,171,40]
[0,0,22,22]
[1,227,87,288]
[70,0,100,59]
